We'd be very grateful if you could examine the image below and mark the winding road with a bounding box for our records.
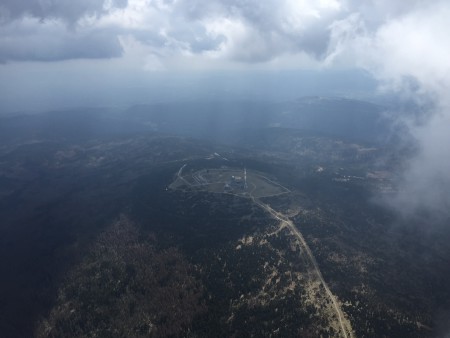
[250,195,354,338]
[174,163,353,337]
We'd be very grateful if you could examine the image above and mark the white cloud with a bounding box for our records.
[326,1,450,216]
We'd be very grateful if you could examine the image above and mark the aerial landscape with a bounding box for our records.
[1,1,450,337]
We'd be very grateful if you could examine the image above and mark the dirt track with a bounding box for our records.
[251,196,354,338]
[174,164,354,337]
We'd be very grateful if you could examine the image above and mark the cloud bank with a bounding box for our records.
[0,0,443,69]
[326,1,450,217]
[0,0,349,64]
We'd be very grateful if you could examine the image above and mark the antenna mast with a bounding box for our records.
[244,167,248,190]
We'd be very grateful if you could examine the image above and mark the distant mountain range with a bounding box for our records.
[0,96,393,146]
[125,97,392,144]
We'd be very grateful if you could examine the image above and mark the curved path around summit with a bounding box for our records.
[250,194,354,338]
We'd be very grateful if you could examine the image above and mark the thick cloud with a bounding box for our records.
[0,0,128,23]
[0,0,127,62]
[0,0,444,67]
[0,18,123,62]
[326,1,450,217]
[171,0,342,61]
[0,0,347,62]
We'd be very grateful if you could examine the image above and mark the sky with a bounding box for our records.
[1,0,450,216]
[1,0,447,109]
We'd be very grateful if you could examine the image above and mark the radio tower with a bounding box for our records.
[244,167,248,190]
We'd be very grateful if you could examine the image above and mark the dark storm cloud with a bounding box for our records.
[188,34,226,53]
[173,0,342,61]
[131,22,226,55]
[219,0,335,58]
[0,0,439,65]
[0,0,127,24]
[0,0,127,62]
[0,0,344,63]
[0,21,123,62]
